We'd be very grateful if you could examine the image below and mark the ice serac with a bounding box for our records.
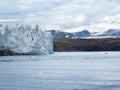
[0,24,53,55]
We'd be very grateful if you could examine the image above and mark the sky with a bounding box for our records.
[0,0,120,32]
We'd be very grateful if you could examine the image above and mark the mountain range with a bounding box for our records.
[47,29,120,38]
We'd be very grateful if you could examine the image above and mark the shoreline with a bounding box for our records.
[0,38,120,56]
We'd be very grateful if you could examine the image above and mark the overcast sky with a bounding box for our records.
[0,0,120,32]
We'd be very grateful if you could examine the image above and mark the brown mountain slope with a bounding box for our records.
[53,38,120,51]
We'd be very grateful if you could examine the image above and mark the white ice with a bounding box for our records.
[0,24,53,55]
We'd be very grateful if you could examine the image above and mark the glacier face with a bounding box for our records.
[0,24,53,55]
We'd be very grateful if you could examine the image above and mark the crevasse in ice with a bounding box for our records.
[0,24,53,55]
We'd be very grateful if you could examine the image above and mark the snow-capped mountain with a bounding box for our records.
[73,30,91,37]
[47,30,68,38]
[98,29,120,37]
[47,30,91,38]
[48,29,120,38]
[65,22,120,33]
[46,17,120,38]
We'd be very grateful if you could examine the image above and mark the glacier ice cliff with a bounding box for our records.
[0,24,53,55]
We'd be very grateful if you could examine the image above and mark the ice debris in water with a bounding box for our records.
[0,24,53,55]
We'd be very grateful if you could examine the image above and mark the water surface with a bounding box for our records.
[0,52,120,90]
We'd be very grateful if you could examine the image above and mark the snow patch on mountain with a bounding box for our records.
[80,14,120,33]
[98,29,120,37]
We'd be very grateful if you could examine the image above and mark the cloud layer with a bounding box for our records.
[0,0,120,32]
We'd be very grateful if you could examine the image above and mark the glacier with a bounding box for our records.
[0,24,53,55]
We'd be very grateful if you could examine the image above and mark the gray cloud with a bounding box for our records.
[0,0,120,31]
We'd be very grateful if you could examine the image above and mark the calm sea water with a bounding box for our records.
[0,52,120,90]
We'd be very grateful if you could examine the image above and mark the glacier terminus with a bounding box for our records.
[0,24,53,55]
